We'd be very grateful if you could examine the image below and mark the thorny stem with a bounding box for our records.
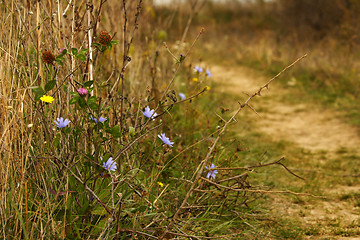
[159,54,307,239]
[156,27,204,116]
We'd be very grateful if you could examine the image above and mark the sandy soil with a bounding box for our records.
[211,64,360,237]
[211,64,360,153]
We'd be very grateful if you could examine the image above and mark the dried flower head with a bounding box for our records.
[41,50,55,64]
[99,31,111,45]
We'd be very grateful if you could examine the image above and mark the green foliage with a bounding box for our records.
[31,86,45,101]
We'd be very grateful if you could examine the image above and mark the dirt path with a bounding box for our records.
[212,65,360,152]
[211,64,360,238]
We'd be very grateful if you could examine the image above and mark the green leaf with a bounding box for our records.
[69,96,80,104]
[92,42,101,48]
[79,49,88,55]
[45,80,57,92]
[87,96,97,105]
[89,103,98,111]
[129,126,135,137]
[71,48,78,56]
[87,96,98,110]
[55,59,63,66]
[83,80,94,87]
[78,200,90,215]
[64,127,72,134]
[77,54,86,61]
[53,133,60,148]
[110,40,118,45]
[32,87,45,101]
[55,56,65,61]
[111,125,122,138]
[78,97,87,108]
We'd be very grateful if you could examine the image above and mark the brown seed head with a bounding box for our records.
[41,51,55,64]
[99,31,111,45]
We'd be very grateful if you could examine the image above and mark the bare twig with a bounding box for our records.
[200,177,325,198]
[159,54,307,239]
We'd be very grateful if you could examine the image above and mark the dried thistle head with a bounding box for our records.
[98,31,111,45]
[41,50,55,64]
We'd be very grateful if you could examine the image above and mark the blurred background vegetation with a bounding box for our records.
[158,0,360,125]
[1,0,360,239]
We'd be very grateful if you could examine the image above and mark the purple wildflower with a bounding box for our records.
[54,117,71,128]
[77,88,88,95]
[179,93,186,100]
[90,116,107,123]
[195,66,203,73]
[101,157,117,171]
[98,116,107,123]
[158,133,174,147]
[142,106,158,121]
[206,69,212,77]
[205,164,218,180]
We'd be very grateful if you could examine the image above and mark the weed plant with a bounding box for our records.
[0,0,306,239]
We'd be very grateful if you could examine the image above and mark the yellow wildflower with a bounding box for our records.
[40,95,54,103]
[157,182,164,187]
[192,77,198,82]
[205,86,211,91]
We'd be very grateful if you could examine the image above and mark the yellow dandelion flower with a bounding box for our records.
[205,86,211,91]
[40,95,54,103]
[157,182,164,187]
[192,77,198,82]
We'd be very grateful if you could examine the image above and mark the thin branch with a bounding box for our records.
[159,54,307,238]
[201,177,325,198]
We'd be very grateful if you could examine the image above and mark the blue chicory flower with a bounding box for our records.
[101,157,117,171]
[54,117,71,128]
[142,106,158,121]
[205,163,218,180]
[90,115,107,123]
[195,66,203,73]
[206,69,212,77]
[98,116,107,123]
[158,133,174,147]
[179,93,186,100]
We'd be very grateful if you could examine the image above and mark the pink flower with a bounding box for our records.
[77,88,88,95]
[60,48,66,54]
